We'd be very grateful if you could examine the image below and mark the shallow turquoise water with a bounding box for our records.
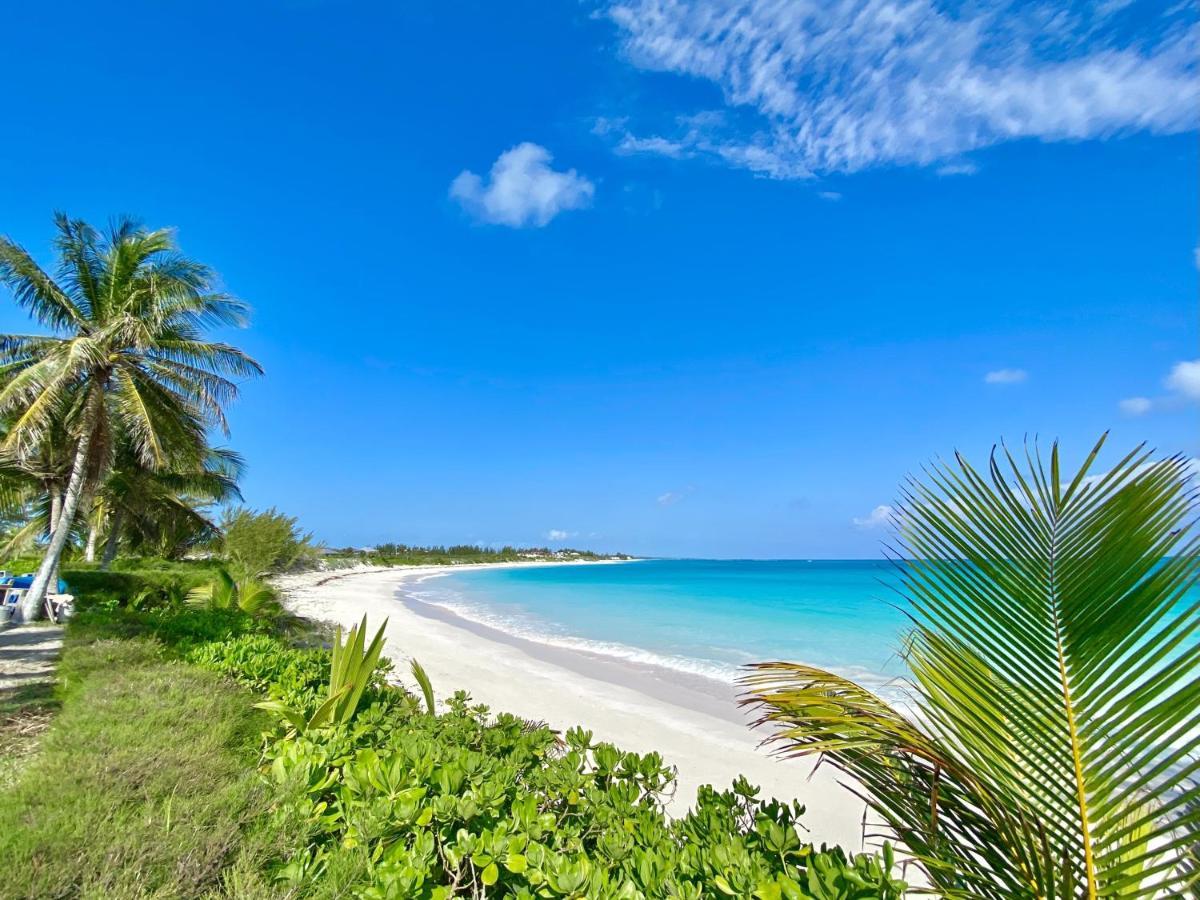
[405,559,912,690]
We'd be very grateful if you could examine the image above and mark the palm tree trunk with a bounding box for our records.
[47,484,64,593]
[85,517,99,563]
[100,508,122,570]
[49,484,62,534]
[16,409,97,623]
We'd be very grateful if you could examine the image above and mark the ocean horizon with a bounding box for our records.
[402,558,914,695]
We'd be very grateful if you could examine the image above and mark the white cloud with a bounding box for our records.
[1119,396,1153,416]
[450,143,594,227]
[657,486,695,506]
[817,191,842,201]
[545,529,577,542]
[937,161,979,177]
[1118,358,1200,414]
[1079,457,1200,491]
[853,504,895,529]
[985,368,1028,385]
[618,134,690,158]
[602,1,1199,178]
[1165,359,1200,400]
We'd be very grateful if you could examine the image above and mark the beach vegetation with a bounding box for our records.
[741,436,1200,897]
[1,575,904,899]
[334,543,630,566]
[411,657,436,714]
[255,615,390,733]
[0,213,262,620]
[221,505,318,580]
[188,567,283,618]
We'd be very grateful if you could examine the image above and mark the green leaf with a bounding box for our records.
[505,853,528,874]
[740,437,1200,898]
[481,862,500,886]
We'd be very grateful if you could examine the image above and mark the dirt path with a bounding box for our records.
[0,624,64,787]
[0,625,64,693]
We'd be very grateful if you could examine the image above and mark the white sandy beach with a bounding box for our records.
[276,561,873,852]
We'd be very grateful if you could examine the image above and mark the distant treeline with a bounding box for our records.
[324,543,632,566]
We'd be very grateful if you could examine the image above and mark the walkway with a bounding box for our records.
[0,624,64,787]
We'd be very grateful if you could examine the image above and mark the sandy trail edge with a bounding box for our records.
[275,563,872,851]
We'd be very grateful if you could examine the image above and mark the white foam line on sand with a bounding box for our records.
[277,562,872,851]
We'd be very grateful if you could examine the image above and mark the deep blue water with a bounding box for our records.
[404,559,911,690]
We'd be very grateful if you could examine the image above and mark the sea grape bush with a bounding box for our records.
[186,633,333,694]
[186,631,395,700]
[190,633,906,899]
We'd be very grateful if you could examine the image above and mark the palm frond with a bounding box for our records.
[741,436,1200,897]
[0,230,87,332]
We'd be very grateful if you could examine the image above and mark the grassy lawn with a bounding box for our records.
[0,634,290,899]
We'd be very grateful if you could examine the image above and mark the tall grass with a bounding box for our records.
[0,635,296,899]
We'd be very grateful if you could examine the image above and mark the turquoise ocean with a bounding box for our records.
[403,559,912,695]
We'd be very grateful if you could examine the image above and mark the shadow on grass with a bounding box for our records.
[0,637,298,899]
[0,679,58,718]
[0,680,60,791]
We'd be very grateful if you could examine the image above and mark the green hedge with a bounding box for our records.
[66,560,223,611]
[1,556,226,612]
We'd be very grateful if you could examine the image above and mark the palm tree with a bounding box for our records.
[93,445,245,564]
[741,436,1199,897]
[0,214,262,621]
[0,414,76,558]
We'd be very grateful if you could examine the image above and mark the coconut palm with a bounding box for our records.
[0,213,262,621]
[92,445,245,565]
[0,414,76,557]
[741,436,1199,897]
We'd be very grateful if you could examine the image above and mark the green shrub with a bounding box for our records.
[257,694,905,898]
[62,566,215,612]
[221,506,317,579]
[71,604,272,652]
[187,568,283,618]
[191,627,903,898]
[187,633,332,696]
[4,602,903,899]
[189,630,396,714]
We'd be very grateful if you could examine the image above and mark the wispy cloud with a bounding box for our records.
[657,486,695,506]
[1119,358,1200,415]
[545,529,577,542]
[853,504,895,529]
[601,1,1198,178]
[985,368,1028,385]
[817,191,842,201]
[937,161,980,177]
[619,134,690,158]
[451,143,594,227]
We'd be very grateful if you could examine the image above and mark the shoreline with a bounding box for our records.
[398,577,744,724]
[277,562,873,851]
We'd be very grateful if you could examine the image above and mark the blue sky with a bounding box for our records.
[2,0,1197,558]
